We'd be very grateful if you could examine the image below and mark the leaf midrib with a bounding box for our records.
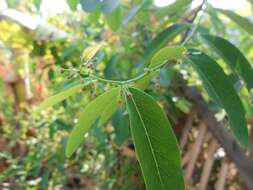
[129,93,166,190]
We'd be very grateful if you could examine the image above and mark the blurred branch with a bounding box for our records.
[183,86,253,190]
[0,9,69,41]
[215,160,229,190]
[199,138,218,190]
[185,122,207,181]
[181,0,206,44]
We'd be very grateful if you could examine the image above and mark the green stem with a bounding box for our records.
[88,0,207,86]
[89,63,164,86]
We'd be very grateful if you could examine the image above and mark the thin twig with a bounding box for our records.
[181,0,207,45]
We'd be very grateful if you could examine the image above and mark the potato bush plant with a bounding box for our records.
[1,0,253,189]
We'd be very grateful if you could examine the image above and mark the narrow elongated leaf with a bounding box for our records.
[216,8,253,35]
[142,23,190,66]
[186,50,249,147]
[201,34,253,91]
[80,0,101,12]
[206,6,225,33]
[91,122,107,144]
[98,91,120,126]
[112,108,130,145]
[149,46,186,68]
[123,0,151,25]
[66,0,79,11]
[88,8,101,24]
[33,0,41,10]
[36,83,86,112]
[125,87,184,190]
[82,44,102,62]
[66,87,120,157]
[159,68,175,87]
[101,0,120,14]
[104,56,118,79]
[155,0,192,19]
[105,7,121,31]
[135,46,184,89]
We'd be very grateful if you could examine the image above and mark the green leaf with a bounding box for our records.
[36,83,87,112]
[104,56,118,79]
[105,6,121,31]
[216,8,253,35]
[135,45,185,89]
[186,50,249,147]
[133,72,156,90]
[206,5,225,33]
[112,108,130,145]
[67,0,79,11]
[125,87,184,190]
[98,90,120,126]
[7,0,15,8]
[82,44,102,62]
[149,46,186,68]
[40,168,50,189]
[88,8,101,24]
[101,0,120,14]
[142,23,190,67]
[123,0,151,25]
[200,34,253,91]
[65,87,120,157]
[80,0,101,12]
[91,122,107,144]
[159,68,175,87]
[33,0,41,10]
[155,0,192,19]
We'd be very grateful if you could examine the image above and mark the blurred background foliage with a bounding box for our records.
[0,0,253,189]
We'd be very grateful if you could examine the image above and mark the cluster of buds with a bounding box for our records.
[60,56,100,81]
